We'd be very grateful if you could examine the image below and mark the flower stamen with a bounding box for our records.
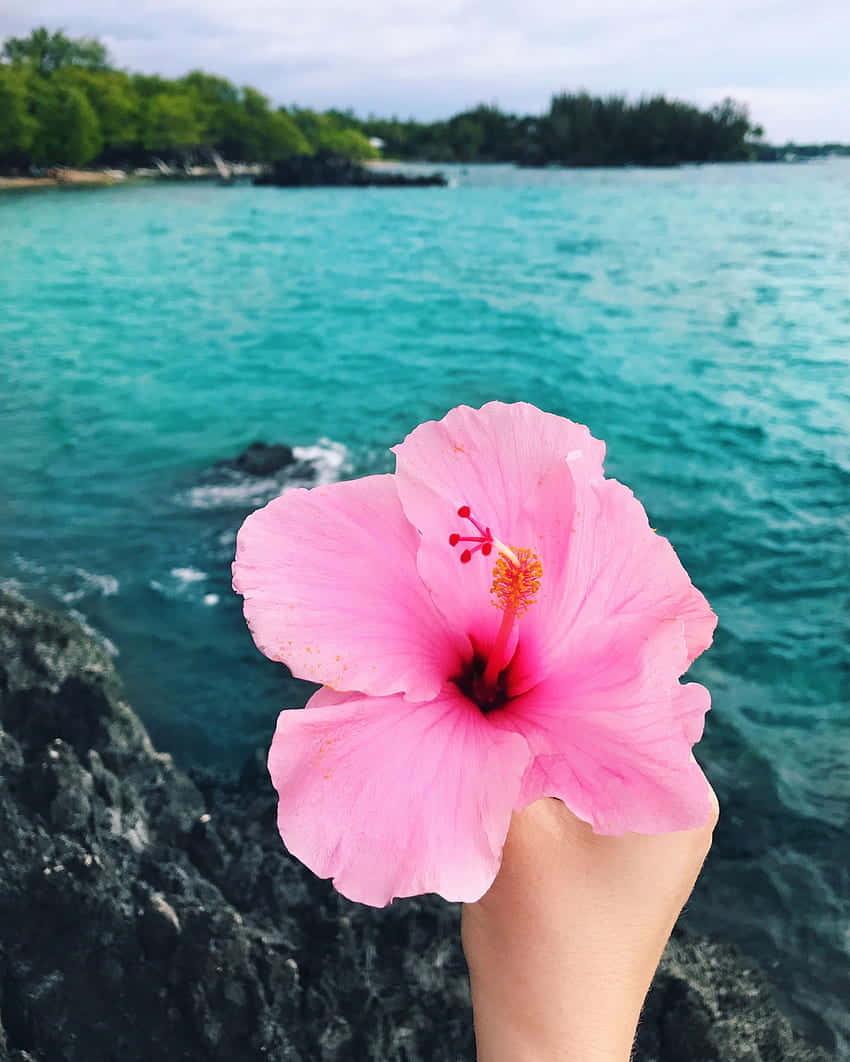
[449,505,543,702]
[490,549,543,618]
[481,547,543,688]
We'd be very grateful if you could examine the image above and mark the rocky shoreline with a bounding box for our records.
[0,154,445,194]
[254,151,447,187]
[0,590,833,1061]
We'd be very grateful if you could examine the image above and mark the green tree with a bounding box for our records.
[0,27,767,169]
[57,68,139,148]
[216,90,310,161]
[315,126,377,161]
[131,73,176,99]
[262,110,312,159]
[290,107,376,159]
[2,27,111,74]
[446,115,485,161]
[179,70,240,144]
[141,93,202,151]
[30,79,102,165]
[287,106,324,145]
[357,115,405,155]
[0,65,37,166]
[180,71,239,107]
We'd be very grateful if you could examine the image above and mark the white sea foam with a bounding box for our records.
[12,554,47,576]
[292,438,349,486]
[60,569,120,603]
[77,569,119,595]
[170,567,207,584]
[152,569,221,605]
[180,438,349,510]
[184,477,281,511]
[68,609,119,657]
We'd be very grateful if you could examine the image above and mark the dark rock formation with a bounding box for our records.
[215,440,295,478]
[0,591,835,1061]
[254,151,447,187]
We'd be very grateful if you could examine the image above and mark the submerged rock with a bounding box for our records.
[215,440,296,478]
[0,591,835,1061]
[192,441,320,514]
[254,151,447,188]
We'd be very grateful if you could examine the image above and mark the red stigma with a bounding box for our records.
[450,505,493,563]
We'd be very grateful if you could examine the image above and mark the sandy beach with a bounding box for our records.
[0,169,122,190]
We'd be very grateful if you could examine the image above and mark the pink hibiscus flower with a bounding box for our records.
[232,402,716,907]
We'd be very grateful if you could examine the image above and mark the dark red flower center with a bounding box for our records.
[454,652,509,714]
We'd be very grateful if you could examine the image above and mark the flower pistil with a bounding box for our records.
[450,504,543,706]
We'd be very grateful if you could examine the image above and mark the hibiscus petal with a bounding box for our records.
[268,687,530,906]
[305,686,359,710]
[673,680,712,746]
[392,402,604,653]
[494,617,713,834]
[232,474,464,702]
[510,464,717,693]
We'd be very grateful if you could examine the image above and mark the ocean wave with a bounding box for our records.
[291,438,348,485]
[150,570,221,607]
[180,438,349,511]
[170,567,207,584]
[60,568,120,603]
[183,478,281,511]
[67,609,119,658]
[12,555,47,577]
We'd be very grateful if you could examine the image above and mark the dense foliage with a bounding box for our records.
[3,26,842,173]
[353,97,763,166]
[0,29,376,170]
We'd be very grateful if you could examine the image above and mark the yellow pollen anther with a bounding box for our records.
[490,548,543,616]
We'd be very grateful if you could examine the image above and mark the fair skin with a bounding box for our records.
[462,783,720,1062]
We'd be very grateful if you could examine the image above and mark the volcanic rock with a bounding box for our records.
[254,151,447,188]
[0,591,835,1061]
[216,440,295,478]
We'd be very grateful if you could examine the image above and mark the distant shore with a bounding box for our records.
[0,156,448,193]
[0,170,119,190]
[0,162,263,192]
[3,153,847,194]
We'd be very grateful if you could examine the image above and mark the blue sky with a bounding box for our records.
[3,0,849,141]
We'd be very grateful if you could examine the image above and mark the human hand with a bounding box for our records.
[462,782,719,1062]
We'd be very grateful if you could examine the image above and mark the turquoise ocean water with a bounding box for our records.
[1,162,848,1052]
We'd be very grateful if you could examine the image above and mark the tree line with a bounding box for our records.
[0,26,777,172]
[354,96,763,167]
[0,29,377,170]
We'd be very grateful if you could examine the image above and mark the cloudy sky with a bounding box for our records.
[3,0,849,141]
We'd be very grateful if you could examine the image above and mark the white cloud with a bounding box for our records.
[4,0,850,139]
